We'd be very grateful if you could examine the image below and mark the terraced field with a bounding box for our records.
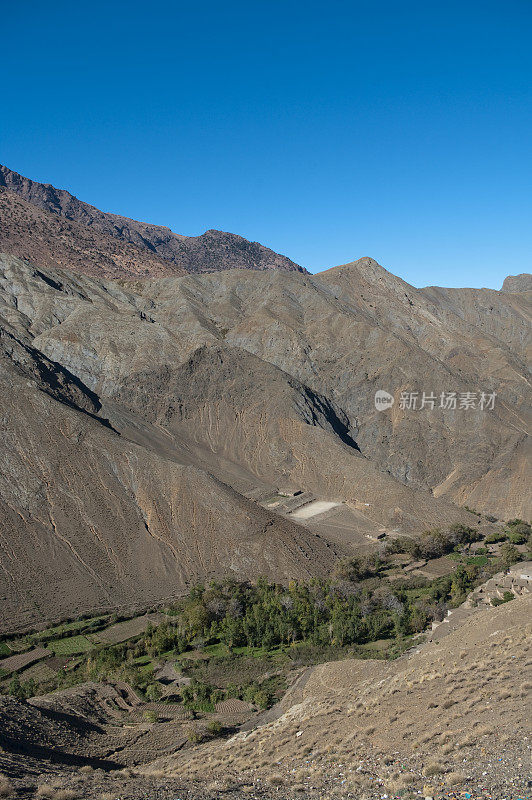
[18,661,58,683]
[0,646,49,673]
[47,635,94,655]
[92,613,166,645]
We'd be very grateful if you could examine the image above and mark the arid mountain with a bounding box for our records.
[0,168,530,633]
[0,189,175,279]
[1,253,484,632]
[0,302,339,633]
[0,164,306,278]
[501,272,532,292]
[108,260,528,518]
[0,165,530,799]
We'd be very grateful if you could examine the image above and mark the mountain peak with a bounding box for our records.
[501,273,532,292]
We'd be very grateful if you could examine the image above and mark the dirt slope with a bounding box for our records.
[0,321,338,633]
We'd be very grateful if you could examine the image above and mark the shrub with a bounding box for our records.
[485,532,507,544]
[507,518,530,530]
[332,554,382,581]
[424,762,445,776]
[187,727,204,744]
[36,789,64,800]
[492,592,514,606]
[464,506,482,516]
[145,682,162,701]
[253,689,270,709]
[207,719,223,736]
[445,771,466,785]
[508,531,528,544]
[498,543,522,568]
[0,775,13,798]
[7,674,36,701]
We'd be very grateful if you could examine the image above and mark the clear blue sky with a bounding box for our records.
[1,0,531,288]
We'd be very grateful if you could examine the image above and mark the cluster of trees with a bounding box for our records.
[486,519,532,547]
[179,676,275,711]
[385,524,482,560]
[160,578,397,652]
[7,674,37,700]
[152,565,487,654]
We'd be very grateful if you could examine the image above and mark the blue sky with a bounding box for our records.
[1,0,530,288]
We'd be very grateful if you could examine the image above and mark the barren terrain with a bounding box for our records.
[0,245,530,628]
[0,165,530,799]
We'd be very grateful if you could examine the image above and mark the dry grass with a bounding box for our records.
[36,789,79,800]
[445,770,467,785]
[0,775,14,799]
[424,762,445,776]
[387,773,417,793]
[36,787,57,799]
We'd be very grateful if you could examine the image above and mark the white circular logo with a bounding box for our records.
[374,390,394,411]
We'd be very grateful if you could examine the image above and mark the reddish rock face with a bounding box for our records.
[0,164,307,278]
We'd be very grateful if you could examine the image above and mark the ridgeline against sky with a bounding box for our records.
[1,0,530,288]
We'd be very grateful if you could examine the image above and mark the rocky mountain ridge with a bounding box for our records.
[0,164,306,278]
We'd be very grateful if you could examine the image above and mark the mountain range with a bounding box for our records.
[0,164,530,633]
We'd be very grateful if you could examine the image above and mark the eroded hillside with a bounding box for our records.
[1,250,530,629]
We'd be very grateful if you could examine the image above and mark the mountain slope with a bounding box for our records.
[116,261,530,518]
[502,273,532,292]
[3,253,529,523]
[0,241,529,629]
[1,254,480,526]
[0,188,176,278]
[0,164,306,277]
[0,276,340,632]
